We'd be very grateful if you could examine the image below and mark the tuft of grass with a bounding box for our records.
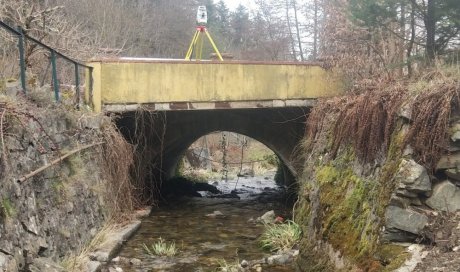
[260,220,302,252]
[142,238,177,257]
[61,222,117,271]
[215,258,240,272]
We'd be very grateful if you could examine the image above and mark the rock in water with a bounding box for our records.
[258,210,276,224]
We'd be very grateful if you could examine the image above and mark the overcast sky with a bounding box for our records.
[222,0,256,11]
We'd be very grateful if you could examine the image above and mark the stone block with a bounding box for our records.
[28,257,64,272]
[385,206,428,235]
[451,122,460,142]
[395,159,431,193]
[426,180,460,212]
[445,168,460,181]
[436,152,460,170]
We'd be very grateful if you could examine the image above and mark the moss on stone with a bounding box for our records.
[376,244,409,272]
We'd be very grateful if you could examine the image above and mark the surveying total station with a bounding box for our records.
[185,6,224,61]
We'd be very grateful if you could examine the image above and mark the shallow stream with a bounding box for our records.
[117,173,295,271]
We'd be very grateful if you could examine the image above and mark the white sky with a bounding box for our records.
[222,0,256,11]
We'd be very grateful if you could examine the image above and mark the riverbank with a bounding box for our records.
[293,69,460,271]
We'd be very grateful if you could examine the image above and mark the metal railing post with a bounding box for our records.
[50,50,59,102]
[74,63,80,108]
[17,26,27,93]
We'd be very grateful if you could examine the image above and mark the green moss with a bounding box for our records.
[1,198,16,218]
[376,244,409,272]
[312,147,384,269]
[316,165,340,184]
[295,115,408,271]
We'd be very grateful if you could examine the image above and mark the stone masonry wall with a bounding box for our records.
[294,96,460,271]
[0,87,113,271]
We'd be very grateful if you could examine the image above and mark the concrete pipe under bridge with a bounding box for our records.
[115,107,308,191]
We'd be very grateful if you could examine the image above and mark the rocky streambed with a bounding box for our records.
[107,174,297,272]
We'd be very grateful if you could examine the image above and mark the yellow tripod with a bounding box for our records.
[185,26,223,61]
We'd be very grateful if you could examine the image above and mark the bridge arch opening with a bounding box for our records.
[178,132,281,181]
[115,107,307,203]
[162,130,297,202]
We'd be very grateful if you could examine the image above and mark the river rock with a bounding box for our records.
[267,250,297,265]
[394,159,431,196]
[86,259,102,272]
[206,210,224,218]
[258,210,276,224]
[385,206,428,235]
[129,258,142,266]
[426,180,460,212]
[108,266,123,272]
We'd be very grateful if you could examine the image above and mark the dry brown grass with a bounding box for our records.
[405,78,460,170]
[305,87,406,164]
[100,122,138,216]
[304,68,460,170]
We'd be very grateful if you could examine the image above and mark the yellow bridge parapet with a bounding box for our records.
[86,58,343,112]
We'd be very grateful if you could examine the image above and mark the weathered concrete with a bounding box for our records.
[86,58,343,112]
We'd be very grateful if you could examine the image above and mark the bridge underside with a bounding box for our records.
[116,107,308,187]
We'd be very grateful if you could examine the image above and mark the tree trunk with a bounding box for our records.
[313,0,318,60]
[292,0,304,61]
[407,1,416,77]
[399,1,406,76]
[285,0,297,60]
[425,0,436,60]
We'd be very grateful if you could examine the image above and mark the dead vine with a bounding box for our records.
[405,81,460,170]
[305,87,407,164]
[331,87,406,162]
[100,122,138,216]
[0,103,7,176]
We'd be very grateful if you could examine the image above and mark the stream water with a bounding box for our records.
[117,173,295,271]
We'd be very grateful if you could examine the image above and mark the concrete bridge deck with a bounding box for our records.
[85,58,343,112]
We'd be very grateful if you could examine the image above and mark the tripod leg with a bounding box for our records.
[198,32,205,60]
[204,30,224,61]
[185,30,199,60]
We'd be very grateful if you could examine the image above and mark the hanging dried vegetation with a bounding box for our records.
[305,87,406,164]
[405,80,460,170]
[305,73,460,171]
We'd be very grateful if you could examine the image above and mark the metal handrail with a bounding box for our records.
[0,20,93,106]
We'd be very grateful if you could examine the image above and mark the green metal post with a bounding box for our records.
[50,50,59,102]
[74,63,80,108]
[17,27,26,93]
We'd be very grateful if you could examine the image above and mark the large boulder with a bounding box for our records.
[385,206,428,235]
[394,159,431,196]
[426,180,460,212]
